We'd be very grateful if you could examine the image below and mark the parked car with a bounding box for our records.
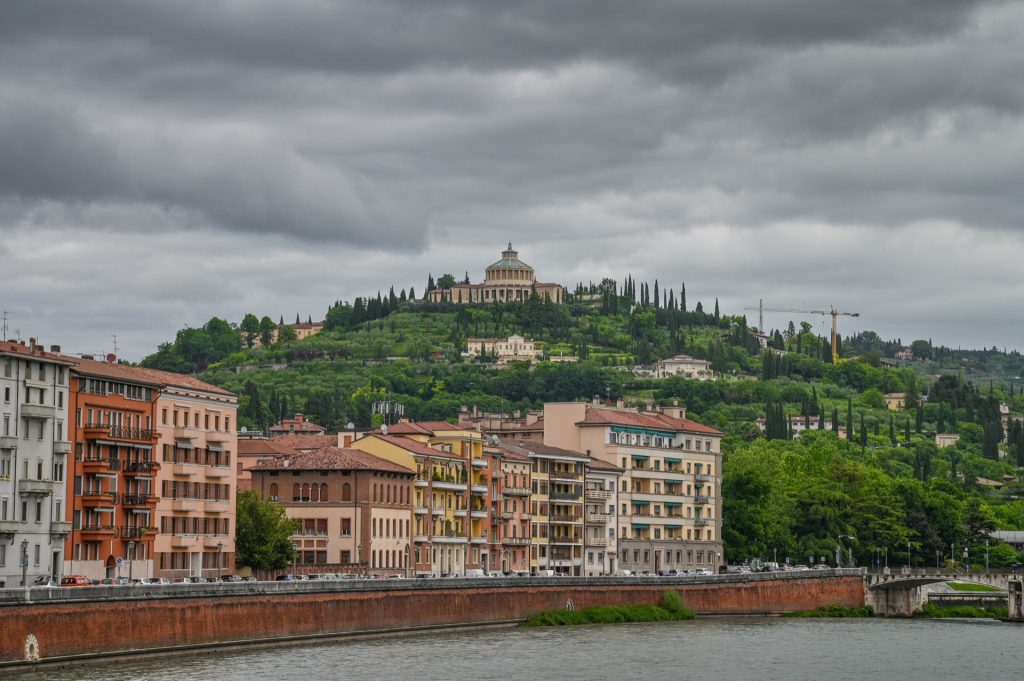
[220,574,244,582]
[692,568,714,576]
[31,578,60,589]
[60,575,93,587]
[138,578,171,586]
[275,574,295,581]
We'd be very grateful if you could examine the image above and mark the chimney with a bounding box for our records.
[50,345,61,353]
[592,395,600,405]
[616,399,625,409]
[29,338,36,351]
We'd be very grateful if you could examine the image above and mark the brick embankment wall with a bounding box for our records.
[0,571,864,668]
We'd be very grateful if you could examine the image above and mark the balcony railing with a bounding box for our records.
[84,424,157,441]
[124,461,158,474]
[694,518,711,526]
[695,494,710,504]
[122,494,157,506]
[585,489,611,500]
[120,526,153,539]
[79,456,121,471]
[549,492,580,501]
[694,473,712,482]
[504,487,531,496]
[502,537,531,546]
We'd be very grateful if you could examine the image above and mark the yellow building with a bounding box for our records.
[425,244,564,304]
[351,421,489,576]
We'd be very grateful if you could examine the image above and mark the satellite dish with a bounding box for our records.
[240,426,248,433]
[491,435,499,444]
[381,424,388,435]
[105,353,117,363]
[346,422,355,430]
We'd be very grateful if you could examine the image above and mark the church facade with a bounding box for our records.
[425,244,564,304]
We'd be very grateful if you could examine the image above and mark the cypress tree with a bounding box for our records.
[915,407,923,434]
[860,412,867,448]
[904,418,911,443]
[937,404,945,433]
[847,399,854,442]
[714,298,720,321]
[832,407,839,433]
[654,280,660,309]
[680,283,686,312]
[889,415,896,445]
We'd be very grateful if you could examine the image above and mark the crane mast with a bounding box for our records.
[744,302,861,364]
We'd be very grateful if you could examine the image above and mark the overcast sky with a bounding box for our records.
[2,0,1023,361]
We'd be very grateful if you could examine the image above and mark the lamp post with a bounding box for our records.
[217,541,224,579]
[985,540,990,575]
[405,545,410,578]
[906,539,911,571]
[127,541,135,582]
[963,547,969,575]
[292,543,298,575]
[935,550,941,570]
[20,539,29,587]
[357,544,363,576]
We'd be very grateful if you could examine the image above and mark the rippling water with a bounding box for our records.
[23,618,1023,681]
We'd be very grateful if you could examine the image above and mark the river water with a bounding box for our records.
[22,618,1023,681]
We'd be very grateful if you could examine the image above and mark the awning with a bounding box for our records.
[207,444,224,452]
[631,523,650,528]
[175,439,194,450]
[665,457,682,463]
[631,454,649,461]
[665,524,683,529]
[664,502,683,507]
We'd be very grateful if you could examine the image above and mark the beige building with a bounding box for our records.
[500,440,587,576]
[543,401,724,574]
[936,433,961,448]
[465,335,539,364]
[250,447,413,576]
[654,354,714,380]
[584,457,621,576]
[486,444,533,574]
[425,243,564,304]
[885,393,908,411]
[154,382,238,579]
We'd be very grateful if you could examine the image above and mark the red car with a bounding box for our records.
[60,575,93,587]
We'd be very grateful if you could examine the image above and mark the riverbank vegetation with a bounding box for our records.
[917,602,1007,619]
[782,605,875,618]
[522,591,695,627]
[946,582,1002,592]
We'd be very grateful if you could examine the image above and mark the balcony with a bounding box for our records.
[470,536,488,545]
[471,458,487,468]
[549,471,582,482]
[204,500,230,513]
[470,484,488,495]
[206,431,230,443]
[0,435,17,450]
[414,507,429,515]
[414,480,429,488]
[549,536,581,545]
[504,487,531,497]
[120,526,151,540]
[81,457,120,473]
[81,491,118,506]
[21,403,56,419]
[0,520,22,535]
[50,521,72,537]
[19,479,55,496]
[694,473,712,482]
[172,463,198,477]
[413,534,430,543]
[124,461,159,475]
[84,425,158,443]
[53,440,72,454]
[171,498,198,511]
[122,494,158,507]
[171,534,197,548]
[586,537,608,547]
[173,426,194,440]
[694,518,711,526]
[550,513,581,523]
[205,466,231,479]
[432,480,465,492]
[500,511,515,520]
[585,513,610,524]
[550,492,581,501]
[502,537,531,546]
[432,534,468,544]
[203,535,228,549]
[454,509,467,517]
[80,525,117,540]
[585,488,611,500]
[695,495,710,504]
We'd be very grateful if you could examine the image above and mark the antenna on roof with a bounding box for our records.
[1,310,10,341]
[491,434,499,444]
[381,424,388,436]
[111,334,119,358]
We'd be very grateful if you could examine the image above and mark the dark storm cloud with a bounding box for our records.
[1,0,1022,356]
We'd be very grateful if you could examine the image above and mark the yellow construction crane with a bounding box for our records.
[744,300,861,364]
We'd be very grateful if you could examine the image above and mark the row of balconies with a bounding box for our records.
[0,519,72,536]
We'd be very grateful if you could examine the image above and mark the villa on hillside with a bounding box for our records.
[424,243,564,304]
[464,335,539,364]
[653,354,715,380]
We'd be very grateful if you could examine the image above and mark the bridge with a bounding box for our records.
[865,569,1014,616]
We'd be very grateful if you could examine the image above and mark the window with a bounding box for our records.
[3,387,8,402]
[341,518,352,536]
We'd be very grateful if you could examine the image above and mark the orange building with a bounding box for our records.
[65,357,161,580]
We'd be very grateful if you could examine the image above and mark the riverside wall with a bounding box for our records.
[1,570,863,669]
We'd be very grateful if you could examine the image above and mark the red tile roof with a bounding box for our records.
[586,457,623,472]
[269,421,325,433]
[0,341,73,364]
[63,354,234,396]
[498,440,589,461]
[365,434,463,460]
[249,447,413,474]
[271,434,337,451]
[578,407,723,436]
[490,446,531,463]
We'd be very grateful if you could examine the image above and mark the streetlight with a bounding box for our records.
[20,539,29,587]
[127,541,136,582]
[935,550,941,569]
[963,547,969,575]
[405,545,411,578]
[906,539,911,571]
[985,540,990,575]
[357,544,363,576]
[217,541,224,579]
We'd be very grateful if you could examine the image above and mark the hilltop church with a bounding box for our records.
[425,243,564,304]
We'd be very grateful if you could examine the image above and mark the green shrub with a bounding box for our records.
[522,592,695,627]
[918,602,1006,619]
[783,605,874,618]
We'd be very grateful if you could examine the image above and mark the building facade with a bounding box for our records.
[543,402,724,574]
[584,458,621,576]
[653,354,715,381]
[250,447,413,576]
[465,335,539,364]
[65,357,161,580]
[0,341,72,587]
[425,244,564,305]
[153,380,238,579]
[269,413,326,437]
[487,444,532,574]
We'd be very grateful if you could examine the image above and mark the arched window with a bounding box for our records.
[292,483,300,502]
[302,483,310,501]
[320,483,328,502]
[311,484,319,502]
[342,483,352,501]
[269,483,279,501]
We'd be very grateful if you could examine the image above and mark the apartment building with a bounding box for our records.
[584,457,621,576]
[65,357,162,580]
[249,447,413,576]
[0,341,73,587]
[153,378,238,579]
[500,440,587,576]
[544,401,724,574]
[485,443,532,574]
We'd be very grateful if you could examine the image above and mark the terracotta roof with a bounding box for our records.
[586,457,623,472]
[499,440,589,461]
[491,446,530,463]
[0,341,73,364]
[365,434,463,460]
[270,434,337,451]
[238,439,297,458]
[376,420,465,436]
[64,354,234,397]
[249,447,413,474]
[269,421,325,433]
[578,406,723,436]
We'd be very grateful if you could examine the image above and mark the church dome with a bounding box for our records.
[486,242,533,271]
